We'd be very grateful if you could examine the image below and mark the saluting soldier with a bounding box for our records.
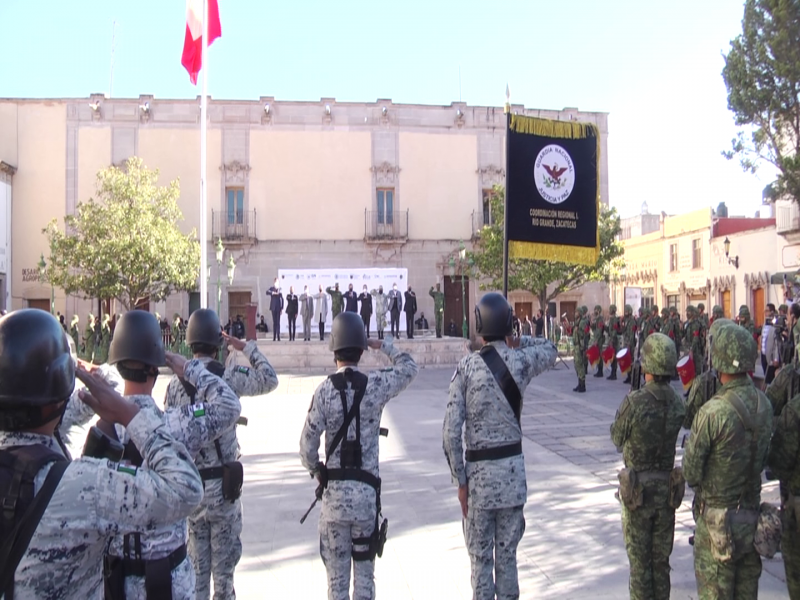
[611,333,686,600]
[327,283,345,320]
[165,309,279,600]
[0,309,204,598]
[430,283,445,338]
[300,312,418,599]
[443,293,557,600]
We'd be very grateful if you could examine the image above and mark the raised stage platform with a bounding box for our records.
[247,336,469,373]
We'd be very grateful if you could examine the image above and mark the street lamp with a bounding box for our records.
[227,254,236,285]
[37,254,54,314]
[214,237,225,313]
[723,237,739,269]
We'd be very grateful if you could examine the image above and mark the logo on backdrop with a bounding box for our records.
[534,144,575,205]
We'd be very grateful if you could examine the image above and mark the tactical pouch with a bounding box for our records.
[617,468,643,511]
[83,426,125,462]
[375,517,388,558]
[103,555,125,600]
[340,439,362,469]
[221,461,244,501]
[755,502,782,558]
[668,467,686,509]
[704,507,735,563]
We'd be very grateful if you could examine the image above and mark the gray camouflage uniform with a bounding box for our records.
[165,340,279,600]
[443,337,557,600]
[3,408,203,599]
[108,361,241,600]
[371,290,388,337]
[300,338,418,600]
[58,363,125,451]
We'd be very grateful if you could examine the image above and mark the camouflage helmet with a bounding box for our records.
[669,305,677,314]
[638,307,644,315]
[594,305,602,314]
[641,333,677,376]
[780,304,789,313]
[580,305,588,316]
[712,305,724,319]
[661,307,669,317]
[697,303,705,311]
[738,305,750,317]
[712,323,757,374]
[624,304,633,315]
[608,304,617,315]
[686,305,697,316]
[651,305,659,314]
[709,318,735,337]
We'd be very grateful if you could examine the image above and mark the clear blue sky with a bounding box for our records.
[0,0,775,219]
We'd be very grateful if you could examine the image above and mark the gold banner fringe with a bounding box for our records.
[509,241,599,267]
[509,114,599,139]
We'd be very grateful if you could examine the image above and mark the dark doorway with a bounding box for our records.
[444,276,469,337]
[28,299,50,312]
[560,301,578,323]
[189,292,201,317]
[228,291,252,325]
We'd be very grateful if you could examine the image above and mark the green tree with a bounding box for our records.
[44,157,200,311]
[470,186,624,311]
[722,0,800,203]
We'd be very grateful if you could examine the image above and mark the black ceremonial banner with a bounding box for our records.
[505,114,600,266]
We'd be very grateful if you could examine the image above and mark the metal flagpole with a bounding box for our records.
[502,87,511,299]
[199,0,209,309]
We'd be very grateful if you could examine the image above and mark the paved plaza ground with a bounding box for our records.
[69,356,789,599]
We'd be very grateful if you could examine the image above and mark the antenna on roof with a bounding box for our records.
[109,20,117,98]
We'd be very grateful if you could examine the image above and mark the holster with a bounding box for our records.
[144,555,173,600]
[668,467,686,509]
[617,468,643,511]
[103,555,126,600]
[220,461,244,501]
[83,426,124,463]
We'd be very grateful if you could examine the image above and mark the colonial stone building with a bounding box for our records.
[0,95,609,332]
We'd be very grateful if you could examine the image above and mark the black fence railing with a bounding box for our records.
[212,209,257,242]
[365,210,408,240]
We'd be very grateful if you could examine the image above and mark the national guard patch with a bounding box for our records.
[235,366,251,375]
[189,403,206,418]
[117,464,137,476]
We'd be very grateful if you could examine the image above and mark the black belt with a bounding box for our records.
[465,442,522,462]
[326,468,381,490]
[120,544,187,578]
[199,466,223,481]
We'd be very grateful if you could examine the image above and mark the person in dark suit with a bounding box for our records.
[285,286,299,341]
[267,277,284,341]
[343,284,358,313]
[358,284,373,338]
[404,286,418,339]
[388,283,403,338]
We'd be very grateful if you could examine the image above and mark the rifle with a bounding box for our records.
[630,360,643,391]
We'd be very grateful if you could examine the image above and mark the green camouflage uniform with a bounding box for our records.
[622,305,637,382]
[766,363,800,417]
[429,285,445,338]
[684,324,772,600]
[69,315,80,353]
[171,314,182,352]
[611,333,685,600]
[636,308,647,357]
[683,306,705,377]
[94,314,112,364]
[683,319,731,430]
[572,306,589,390]
[606,305,620,379]
[83,314,96,362]
[647,306,661,340]
[327,285,344,318]
[698,303,710,332]
[767,392,800,599]
[591,305,605,377]
[667,307,681,356]
[738,306,756,342]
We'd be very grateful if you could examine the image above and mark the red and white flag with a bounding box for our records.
[181,0,221,85]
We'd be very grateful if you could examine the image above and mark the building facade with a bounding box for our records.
[0,96,609,332]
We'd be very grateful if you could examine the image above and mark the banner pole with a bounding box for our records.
[502,111,510,299]
[199,0,209,310]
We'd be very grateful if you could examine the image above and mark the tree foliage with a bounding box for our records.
[469,186,624,310]
[722,0,800,203]
[44,157,200,311]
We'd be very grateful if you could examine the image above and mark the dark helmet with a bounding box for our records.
[475,293,512,337]
[0,309,75,409]
[108,310,165,367]
[186,309,222,348]
[330,312,368,352]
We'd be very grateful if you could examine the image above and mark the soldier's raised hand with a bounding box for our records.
[76,368,139,427]
[165,351,188,379]
[222,331,246,352]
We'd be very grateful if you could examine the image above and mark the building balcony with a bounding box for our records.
[212,210,257,244]
[776,200,800,238]
[365,210,408,242]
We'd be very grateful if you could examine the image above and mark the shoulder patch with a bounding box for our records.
[235,366,251,375]
[188,403,206,418]
[111,462,137,476]
[379,367,394,373]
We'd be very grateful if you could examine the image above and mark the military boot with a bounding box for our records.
[573,379,583,392]
[594,363,604,377]
[607,369,617,381]
[578,379,586,392]
[623,374,632,384]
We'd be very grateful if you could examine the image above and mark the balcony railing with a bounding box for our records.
[365,210,408,240]
[212,210,257,242]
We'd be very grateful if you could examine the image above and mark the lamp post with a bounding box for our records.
[214,238,225,313]
[37,253,54,314]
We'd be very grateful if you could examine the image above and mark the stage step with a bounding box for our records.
[250,337,468,373]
